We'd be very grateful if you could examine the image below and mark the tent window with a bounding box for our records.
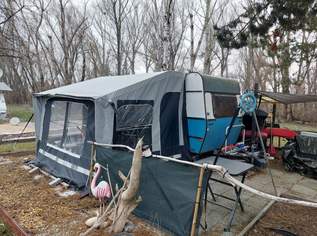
[47,101,88,155]
[47,101,67,147]
[116,104,152,130]
[114,102,153,148]
[212,94,237,118]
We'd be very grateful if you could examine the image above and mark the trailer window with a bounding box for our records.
[205,93,214,119]
[47,101,88,156]
[212,94,237,118]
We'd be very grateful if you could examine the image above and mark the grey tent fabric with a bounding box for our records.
[260,91,317,104]
[0,82,11,91]
[34,71,185,152]
[35,72,165,99]
[34,71,186,153]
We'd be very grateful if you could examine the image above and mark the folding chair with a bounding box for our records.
[196,156,254,232]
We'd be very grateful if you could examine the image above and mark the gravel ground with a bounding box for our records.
[0,122,34,135]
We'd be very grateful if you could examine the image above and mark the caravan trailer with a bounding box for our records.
[185,73,241,154]
[32,71,242,187]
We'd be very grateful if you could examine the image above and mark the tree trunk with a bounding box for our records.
[189,12,194,71]
[162,0,173,70]
[203,25,215,74]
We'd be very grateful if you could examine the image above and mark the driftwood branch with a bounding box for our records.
[82,139,143,235]
[118,170,128,183]
[111,138,143,233]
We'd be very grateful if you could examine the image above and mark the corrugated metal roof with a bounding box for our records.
[260,91,317,104]
[0,82,12,91]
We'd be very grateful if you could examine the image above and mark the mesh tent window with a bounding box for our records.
[116,104,153,130]
[114,102,153,148]
[47,101,67,147]
[47,100,88,155]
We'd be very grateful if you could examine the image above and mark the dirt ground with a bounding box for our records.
[247,201,317,236]
[0,155,161,236]
[246,160,317,235]
[0,122,34,135]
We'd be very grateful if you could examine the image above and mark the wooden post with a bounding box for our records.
[191,167,205,236]
[272,103,277,125]
[87,143,96,190]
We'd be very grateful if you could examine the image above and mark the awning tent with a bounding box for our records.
[31,71,243,235]
[260,91,317,104]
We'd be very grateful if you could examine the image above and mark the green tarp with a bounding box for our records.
[95,146,207,236]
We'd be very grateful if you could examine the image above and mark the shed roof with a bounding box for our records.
[260,91,317,104]
[35,72,165,99]
[0,82,12,91]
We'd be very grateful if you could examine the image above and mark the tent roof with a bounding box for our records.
[35,71,240,100]
[260,91,317,104]
[0,82,12,91]
[35,72,165,99]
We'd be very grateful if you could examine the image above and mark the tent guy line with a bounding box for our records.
[88,141,317,209]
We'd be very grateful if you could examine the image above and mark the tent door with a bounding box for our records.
[38,98,94,187]
[160,92,180,156]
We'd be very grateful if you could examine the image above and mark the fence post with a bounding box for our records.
[191,166,205,236]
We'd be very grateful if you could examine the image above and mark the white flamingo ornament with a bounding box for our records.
[91,163,111,215]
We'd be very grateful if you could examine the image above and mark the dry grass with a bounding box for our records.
[7,104,33,122]
[0,142,35,153]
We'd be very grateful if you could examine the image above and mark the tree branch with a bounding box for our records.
[0,5,24,25]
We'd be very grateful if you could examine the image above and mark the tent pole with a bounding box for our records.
[191,166,205,236]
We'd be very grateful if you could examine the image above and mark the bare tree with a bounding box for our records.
[97,0,130,75]
[125,2,146,74]
[45,0,89,84]
[189,0,213,71]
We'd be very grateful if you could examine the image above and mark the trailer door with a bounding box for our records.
[185,73,207,154]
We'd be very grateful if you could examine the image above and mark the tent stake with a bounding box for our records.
[191,166,205,236]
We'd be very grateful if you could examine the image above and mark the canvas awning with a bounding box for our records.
[260,91,317,104]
